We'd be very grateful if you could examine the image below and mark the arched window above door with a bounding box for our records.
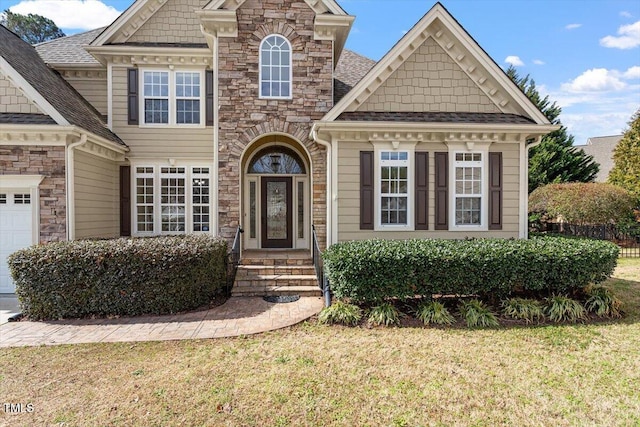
[248,146,306,174]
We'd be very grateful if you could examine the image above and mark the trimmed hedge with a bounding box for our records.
[323,236,619,304]
[8,235,228,320]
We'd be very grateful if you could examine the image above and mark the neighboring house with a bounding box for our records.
[575,135,622,182]
[0,0,557,294]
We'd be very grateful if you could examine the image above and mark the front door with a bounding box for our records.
[261,177,293,248]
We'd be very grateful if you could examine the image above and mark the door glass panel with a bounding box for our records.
[298,181,304,239]
[266,181,287,240]
[249,181,256,239]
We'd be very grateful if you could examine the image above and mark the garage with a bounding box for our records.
[0,191,34,293]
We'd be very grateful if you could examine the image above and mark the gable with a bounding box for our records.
[353,37,500,114]
[0,71,44,115]
[126,0,209,45]
[325,3,550,124]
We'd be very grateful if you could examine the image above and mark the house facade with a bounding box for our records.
[0,0,557,294]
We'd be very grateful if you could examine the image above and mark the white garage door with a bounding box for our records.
[0,192,34,293]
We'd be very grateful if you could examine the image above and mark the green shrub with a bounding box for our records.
[529,182,636,225]
[545,295,587,323]
[323,237,618,304]
[585,286,622,318]
[458,299,499,328]
[9,235,228,320]
[502,298,545,323]
[416,300,455,326]
[367,302,402,327]
[318,301,362,326]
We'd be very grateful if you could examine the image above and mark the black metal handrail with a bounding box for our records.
[312,225,331,306]
[227,226,243,291]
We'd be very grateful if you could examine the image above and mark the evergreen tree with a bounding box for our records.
[1,10,65,44]
[506,66,599,192]
[609,109,640,199]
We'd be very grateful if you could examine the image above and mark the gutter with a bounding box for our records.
[66,133,88,241]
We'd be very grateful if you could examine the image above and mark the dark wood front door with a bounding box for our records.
[261,177,293,248]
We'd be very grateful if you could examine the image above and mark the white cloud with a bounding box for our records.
[623,66,640,79]
[565,23,582,30]
[9,0,121,31]
[620,11,633,19]
[533,59,545,65]
[561,68,627,92]
[600,20,640,49]
[562,111,631,143]
[505,55,524,66]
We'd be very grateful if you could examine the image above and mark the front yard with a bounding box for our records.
[1,259,639,426]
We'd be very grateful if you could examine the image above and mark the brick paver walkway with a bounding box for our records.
[0,297,324,348]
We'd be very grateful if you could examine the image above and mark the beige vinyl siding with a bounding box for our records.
[0,71,41,114]
[126,0,208,45]
[74,150,120,239]
[354,37,501,114]
[111,67,213,159]
[336,140,521,241]
[64,74,108,116]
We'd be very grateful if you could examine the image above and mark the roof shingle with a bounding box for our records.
[35,27,104,65]
[337,111,536,124]
[0,26,124,145]
[0,113,56,125]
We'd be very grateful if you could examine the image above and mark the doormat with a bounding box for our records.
[263,295,300,303]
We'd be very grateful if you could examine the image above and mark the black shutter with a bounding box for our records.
[360,151,374,230]
[206,70,214,126]
[489,152,503,230]
[120,166,131,236]
[415,152,429,230]
[127,68,138,125]
[434,152,448,230]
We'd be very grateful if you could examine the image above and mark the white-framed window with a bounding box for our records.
[133,165,212,235]
[141,69,204,126]
[259,34,292,99]
[372,142,416,231]
[449,147,489,230]
[380,151,409,226]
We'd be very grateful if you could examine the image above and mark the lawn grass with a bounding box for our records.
[1,259,639,426]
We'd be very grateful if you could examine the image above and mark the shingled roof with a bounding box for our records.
[0,26,123,145]
[334,49,376,103]
[35,27,104,66]
[337,111,536,124]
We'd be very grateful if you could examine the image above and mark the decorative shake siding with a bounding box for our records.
[127,0,209,44]
[0,72,41,114]
[110,67,213,159]
[0,145,66,242]
[216,0,333,244]
[355,38,501,113]
[74,150,119,239]
[336,141,521,241]
[61,69,108,116]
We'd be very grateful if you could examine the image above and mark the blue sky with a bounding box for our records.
[3,0,639,144]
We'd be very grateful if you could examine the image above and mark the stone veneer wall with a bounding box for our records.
[0,146,66,243]
[217,0,333,248]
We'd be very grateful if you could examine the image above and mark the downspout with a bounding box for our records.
[66,133,88,241]
[310,125,332,307]
[520,136,543,239]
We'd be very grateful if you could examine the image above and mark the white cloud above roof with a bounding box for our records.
[600,20,640,49]
[623,65,640,79]
[533,59,545,65]
[505,55,524,66]
[565,23,582,30]
[620,11,633,19]
[561,68,627,92]
[9,0,122,31]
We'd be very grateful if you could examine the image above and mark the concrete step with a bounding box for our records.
[241,257,313,266]
[235,265,316,277]
[234,274,319,288]
[231,285,321,297]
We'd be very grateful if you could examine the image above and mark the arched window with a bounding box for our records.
[248,146,306,174]
[259,35,292,99]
